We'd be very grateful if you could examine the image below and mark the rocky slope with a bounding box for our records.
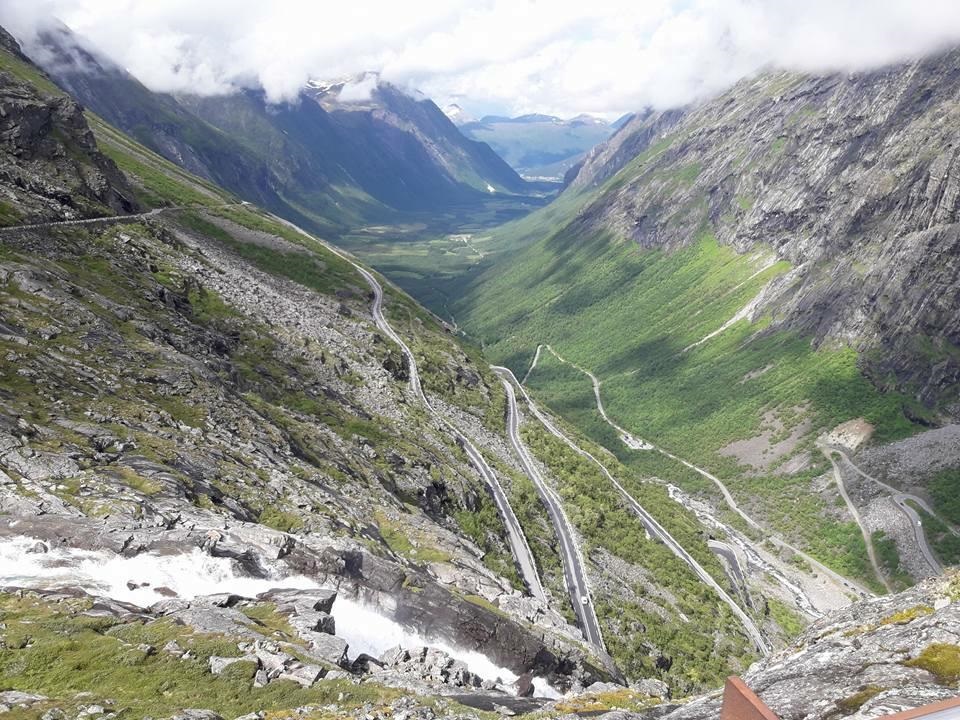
[0,27,631,717]
[0,26,136,223]
[656,571,960,720]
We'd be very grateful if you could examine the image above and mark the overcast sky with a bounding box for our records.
[5,0,960,118]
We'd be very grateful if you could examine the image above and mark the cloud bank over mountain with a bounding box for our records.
[5,0,960,117]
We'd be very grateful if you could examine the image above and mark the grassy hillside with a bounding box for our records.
[455,208,920,586]
[519,418,757,691]
[447,55,960,594]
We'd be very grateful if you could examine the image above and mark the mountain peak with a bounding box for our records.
[568,113,608,127]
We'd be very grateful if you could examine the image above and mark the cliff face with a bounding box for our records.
[0,27,136,222]
[565,108,685,191]
[659,571,960,720]
[560,49,960,415]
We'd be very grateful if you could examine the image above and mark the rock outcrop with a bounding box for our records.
[635,571,960,720]
[0,27,136,221]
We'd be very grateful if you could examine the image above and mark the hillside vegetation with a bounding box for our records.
[452,51,960,585]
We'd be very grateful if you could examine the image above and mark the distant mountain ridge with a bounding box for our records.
[455,111,615,180]
[19,23,529,235]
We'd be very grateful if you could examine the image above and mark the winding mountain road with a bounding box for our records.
[825,447,946,575]
[495,366,772,656]
[895,496,943,574]
[709,540,746,587]
[669,484,820,617]
[0,203,265,235]
[498,376,604,649]
[822,447,892,592]
[265,212,547,602]
[532,344,876,600]
[0,207,167,234]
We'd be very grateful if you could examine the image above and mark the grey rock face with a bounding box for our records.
[0,690,48,709]
[0,39,137,221]
[570,48,960,411]
[658,571,960,720]
[631,678,671,700]
[374,644,485,691]
[257,587,337,614]
[302,630,349,666]
[208,655,257,675]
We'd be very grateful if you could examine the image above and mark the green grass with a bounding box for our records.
[454,503,523,591]
[110,466,163,496]
[904,643,960,684]
[259,506,306,533]
[0,593,398,719]
[767,597,806,638]
[98,143,218,207]
[0,48,64,96]
[506,468,567,602]
[908,500,960,565]
[186,284,240,324]
[151,395,208,428]
[880,604,933,626]
[181,208,365,297]
[833,685,884,716]
[873,530,915,590]
[929,469,960,526]
[89,116,229,208]
[374,512,451,565]
[670,162,702,187]
[0,198,22,226]
[241,603,300,642]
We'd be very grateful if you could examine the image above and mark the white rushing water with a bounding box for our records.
[0,536,560,696]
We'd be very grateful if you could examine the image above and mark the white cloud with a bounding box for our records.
[338,74,379,103]
[3,0,960,117]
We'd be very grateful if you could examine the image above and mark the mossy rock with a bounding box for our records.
[904,643,960,685]
[833,685,884,716]
[880,605,933,626]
